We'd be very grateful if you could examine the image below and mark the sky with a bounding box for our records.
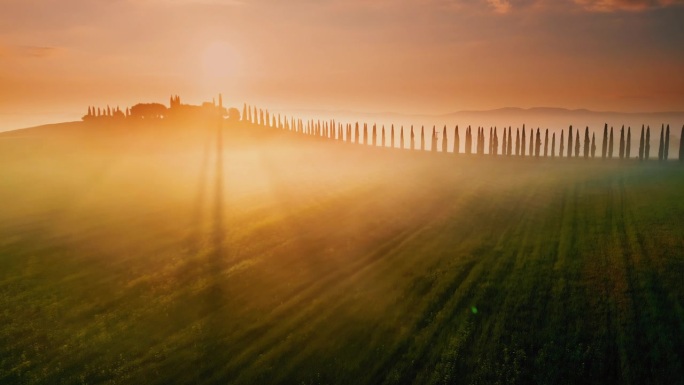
[1,0,683,130]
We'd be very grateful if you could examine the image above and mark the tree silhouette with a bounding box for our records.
[658,125,664,161]
[626,127,631,159]
[508,127,512,156]
[609,126,614,159]
[382,125,386,147]
[591,133,596,158]
[639,125,645,161]
[602,124,608,159]
[420,126,425,151]
[530,128,535,157]
[364,123,368,145]
[503,128,507,156]
[567,126,573,158]
[466,126,472,154]
[521,126,526,157]
[372,124,377,146]
[454,126,460,154]
[535,128,541,157]
[488,127,493,154]
[574,130,580,158]
[552,133,556,158]
[560,130,565,158]
[411,126,416,150]
[401,126,405,149]
[680,125,684,162]
[432,126,437,152]
[619,126,625,159]
[391,124,395,148]
[584,127,590,158]
[646,126,651,160]
[355,122,359,144]
[442,125,448,153]
[665,124,670,161]
[130,103,167,119]
[544,129,549,157]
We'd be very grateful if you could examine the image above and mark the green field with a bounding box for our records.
[1,120,683,384]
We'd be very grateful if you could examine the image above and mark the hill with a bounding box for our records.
[1,118,683,384]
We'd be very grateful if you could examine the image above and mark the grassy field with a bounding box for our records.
[1,120,683,384]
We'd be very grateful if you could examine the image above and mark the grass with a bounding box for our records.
[1,119,683,384]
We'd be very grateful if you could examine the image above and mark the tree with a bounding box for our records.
[535,128,541,157]
[584,127,590,158]
[488,127,493,154]
[680,125,684,162]
[391,125,395,148]
[420,126,425,151]
[466,126,472,154]
[591,133,596,158]
[442,125,448,153]
[619,126,625,159]
[639,125,645,160]
[665,124,670,160]
[364,123,368,145]
[227,107,240,121]
[626,127,631,159]
[515,128,520,156]
[503,128,507,156]
[401,126,405,149]
[574,130,580,158]
[372,124,377,146]
[508,127,512,156]
[567,126,573,158]
[645,126,651,160]
[432,126,437,152]
[411,126,415,150]
[544,129,549,157]
[493,127,499,155]
[658,125,664,161]
[609,126,614,159]
[130,103,167,119]
[602,123,608,159]
[454,126,460,154]
[521,126,526,157]
[529,128,534,156]
[382,125,386,147]
[560,130,564,158]
[355,122,360,144]
[552,133,556,158]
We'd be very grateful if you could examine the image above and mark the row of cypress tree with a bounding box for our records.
[242,104,684,162]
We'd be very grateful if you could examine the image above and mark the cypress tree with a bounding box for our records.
[535,128,541,157]
[658,125,664,161]
[503,129,507,156]
[584,127,590,158]
[432,126,437,152]
[552,133,556,158]
[645,126,651,160]
[619,126,625,159]
[489,127,493,154]
[506,126,513,156]
[560,130,564,158]
[626,127,631,159]
[391,125,395,148]
[355,122,359,144]
[544,129,549,157]
[521,127,526,157]
[567,126,573,158]
[400,126,405,149]
[364,123,368,145]
[242,103,247,121]
[665,124,670,160]
[591,133,596,158]
[602,124,608,158]
[372,124,377,146]
[493,127,499,155]
[382,125,385,147]
[609,127,614,158]
[639,125,645,160]
[419,126,424,151]
[680,125,684,162]
[515,128,520,156]
[442,125,448,153]
[575,130,580,158]
[454,126,460,154]
[411,126,416,150]
[529,128,534,156]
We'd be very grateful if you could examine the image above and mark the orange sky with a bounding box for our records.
[1,0,683,130]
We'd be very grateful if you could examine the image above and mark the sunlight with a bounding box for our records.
[200,41,242,83]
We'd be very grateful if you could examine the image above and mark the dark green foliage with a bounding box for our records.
[619,126,625,159]
[574,130,580,158]
[626,127,631,159]
[602,124,608,159]
[639,125,645,161]
[608,127,614,159]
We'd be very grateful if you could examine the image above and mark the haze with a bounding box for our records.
[1,0,683,131]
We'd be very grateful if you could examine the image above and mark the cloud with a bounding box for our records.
[573,0,684,12]
[486,0,513,13]
[0,45,59,59]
